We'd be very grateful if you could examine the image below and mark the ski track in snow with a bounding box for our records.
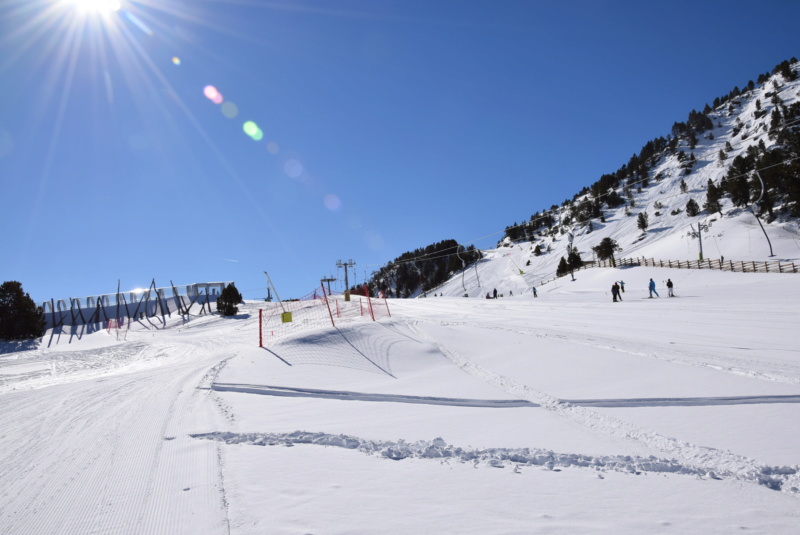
[209,382,800,408]
[402,321,800,495]
[209,382,539,407]
[191,430,799,494]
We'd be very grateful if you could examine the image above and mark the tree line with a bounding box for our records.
[364,239,481,298]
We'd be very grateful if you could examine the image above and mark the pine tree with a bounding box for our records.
[686,198,700,217]
[217,283,242,317]
[704,180,723,215]
[567,248,583,270]
[637,211,649,232]
[556,257,570,277]
[0,281,45,340]
[591,238,621,268]
[680,179,688,194]
[726,173,751,207]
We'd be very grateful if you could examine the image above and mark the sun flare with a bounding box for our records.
[64,0,122,14]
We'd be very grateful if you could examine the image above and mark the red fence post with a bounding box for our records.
[364,284,375,321]
[320,283,336,327]
[259,308,263,347]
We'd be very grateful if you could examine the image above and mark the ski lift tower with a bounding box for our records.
[321,276,336,295]
[688,220,711,260]
[336,259,356,301]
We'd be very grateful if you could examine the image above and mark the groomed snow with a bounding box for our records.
[2,264,799,534]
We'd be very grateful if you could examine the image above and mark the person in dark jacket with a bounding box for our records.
[611,282,621,302]
[666,279,674,297]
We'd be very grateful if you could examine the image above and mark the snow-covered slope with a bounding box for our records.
[2,263,800,533]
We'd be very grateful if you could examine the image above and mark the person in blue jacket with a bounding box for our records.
[648,278,659,298]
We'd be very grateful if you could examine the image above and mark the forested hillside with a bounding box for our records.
[363,59,800,298]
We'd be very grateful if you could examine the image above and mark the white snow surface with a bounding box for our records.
[2,262,800,534]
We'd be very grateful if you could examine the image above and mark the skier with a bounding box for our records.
[532,286,538,298]
[619,280,625,293]
[493,288,497,299]
[648,278,659,298]
[666,279,674,297]
[611,282,621,302]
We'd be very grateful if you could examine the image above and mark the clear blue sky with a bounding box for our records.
[1,0,797,302]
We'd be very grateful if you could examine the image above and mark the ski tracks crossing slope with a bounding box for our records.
[406,321,800,494]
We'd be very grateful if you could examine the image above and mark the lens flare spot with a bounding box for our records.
[242,121,258,136]
[284,159,303,178]
[267,142,279,154]
[221,102,239,118]
[172,57,181,66]
[203,85,223,104]
[243,121,263,140]
[323,194,341,211]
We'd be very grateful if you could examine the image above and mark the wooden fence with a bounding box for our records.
[430,255,797,298]
[584,257,798,274]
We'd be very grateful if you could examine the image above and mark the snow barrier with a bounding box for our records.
[40,281,231,329]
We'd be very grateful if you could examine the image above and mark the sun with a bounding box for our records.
[64,0,122,14]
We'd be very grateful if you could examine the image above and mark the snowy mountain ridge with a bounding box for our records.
[423,60,800,298]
